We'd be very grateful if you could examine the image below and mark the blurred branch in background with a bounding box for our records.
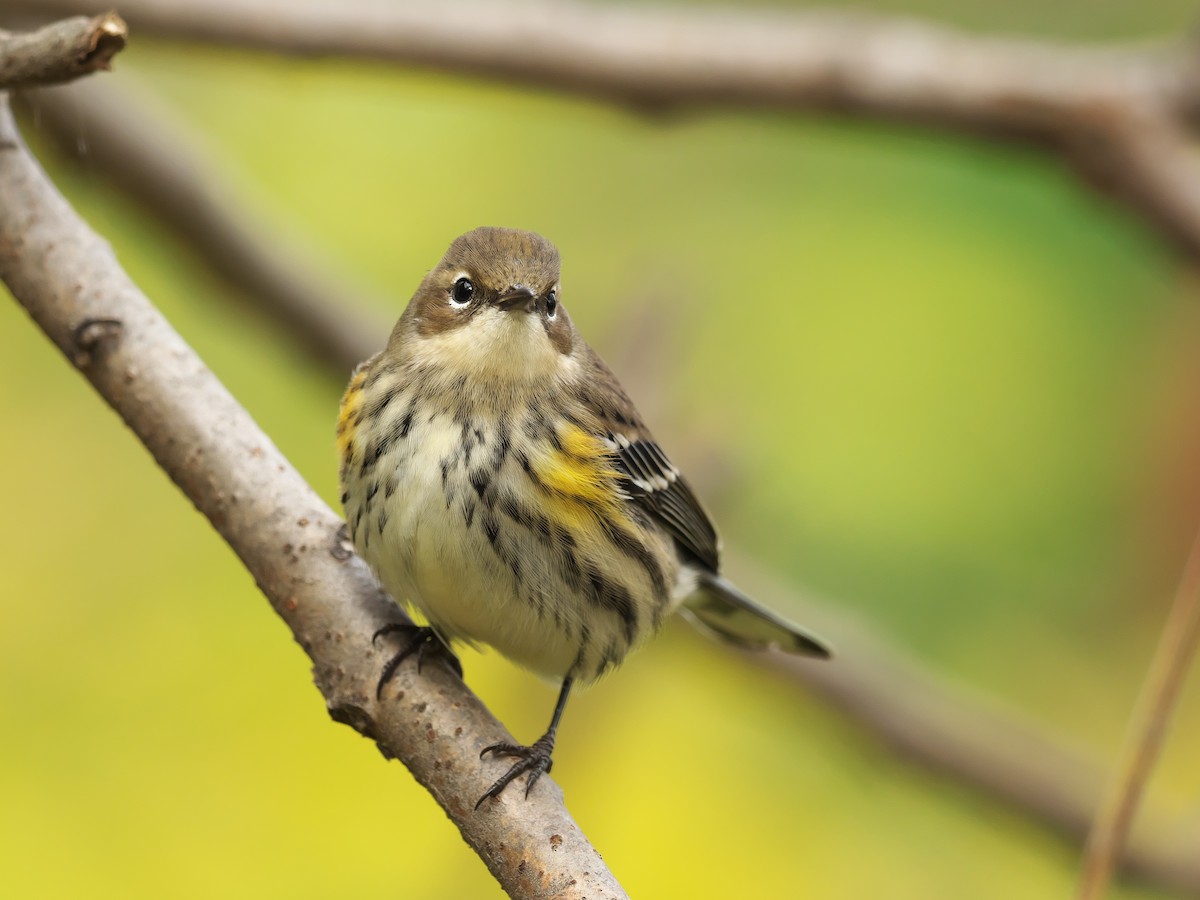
[1077,530,1200,899]
[18,76,386,376]
[11,10,1200,892]
[0,12,124,88]
[10,0,1200,260]
[0,26,625,899]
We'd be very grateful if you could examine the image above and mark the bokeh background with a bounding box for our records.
[4,1,1200,897]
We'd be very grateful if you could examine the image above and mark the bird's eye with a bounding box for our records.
[546,290,558,318]
[450,277,474,308]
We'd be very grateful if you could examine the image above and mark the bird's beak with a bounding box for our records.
[495,285,536,312]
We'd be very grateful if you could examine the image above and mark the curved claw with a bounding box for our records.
[373,624,462,699]
[474,734,556,809]
[372,622,408,647]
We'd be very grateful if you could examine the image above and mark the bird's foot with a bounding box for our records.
[475,733,556,808]
[372,623,462,699]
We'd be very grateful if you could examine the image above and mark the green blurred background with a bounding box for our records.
[4,1,1200,897]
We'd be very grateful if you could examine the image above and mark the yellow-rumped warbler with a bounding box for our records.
[338,227,829,805]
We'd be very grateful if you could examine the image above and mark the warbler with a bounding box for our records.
[337,227,829,806]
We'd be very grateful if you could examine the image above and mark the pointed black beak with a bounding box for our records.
[495,285,536,312]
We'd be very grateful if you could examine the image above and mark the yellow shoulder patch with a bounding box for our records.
[336,365,370,462]
[535,424,624,515]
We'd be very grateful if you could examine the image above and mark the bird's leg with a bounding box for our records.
[476,677,574,808]
[372,622,462,699]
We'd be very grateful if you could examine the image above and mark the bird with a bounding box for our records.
[337,226,830,806]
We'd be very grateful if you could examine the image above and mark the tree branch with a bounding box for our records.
[0,93,626,900]
[0,12,126,88]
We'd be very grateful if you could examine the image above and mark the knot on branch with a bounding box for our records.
[72,316,122,367]
[328,699,380,741]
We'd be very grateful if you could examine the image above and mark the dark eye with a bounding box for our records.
[450,277,474,307]
[546,290,558,318]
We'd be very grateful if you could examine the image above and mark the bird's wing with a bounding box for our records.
[576,348,831,659]
[578,349,721,571]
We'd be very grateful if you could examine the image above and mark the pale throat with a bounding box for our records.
[409,308,575,399]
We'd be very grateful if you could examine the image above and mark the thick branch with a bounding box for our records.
[0,12,126,88]
[0,95,626,900]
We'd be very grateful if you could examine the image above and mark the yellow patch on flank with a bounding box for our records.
[336,366,369,461]
[534,424,625,529]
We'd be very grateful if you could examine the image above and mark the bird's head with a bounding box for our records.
[391,227,577,386]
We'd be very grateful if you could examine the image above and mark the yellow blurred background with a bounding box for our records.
[3,1,1200,897]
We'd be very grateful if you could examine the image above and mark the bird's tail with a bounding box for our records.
[681,571,831,658]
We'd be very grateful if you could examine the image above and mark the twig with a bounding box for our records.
[1076,529,1200,899]
[0,94,626,900]
[0,12,126,88]
[10,0,1200,259]
[18,76,386,376]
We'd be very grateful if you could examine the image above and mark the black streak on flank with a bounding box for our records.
[556,528,583,591]
[599,517,668,600]
[374,405,415,460]
[492,424,511,470]
[365,388,395,419]
[470,469,490,500]
[585,566,638,644]
[499,492,523,526]
[499,492,553,542]
[484,515,500,546]
[461,422,476,465]
[516,449,548,495]
[609,582,639,645]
